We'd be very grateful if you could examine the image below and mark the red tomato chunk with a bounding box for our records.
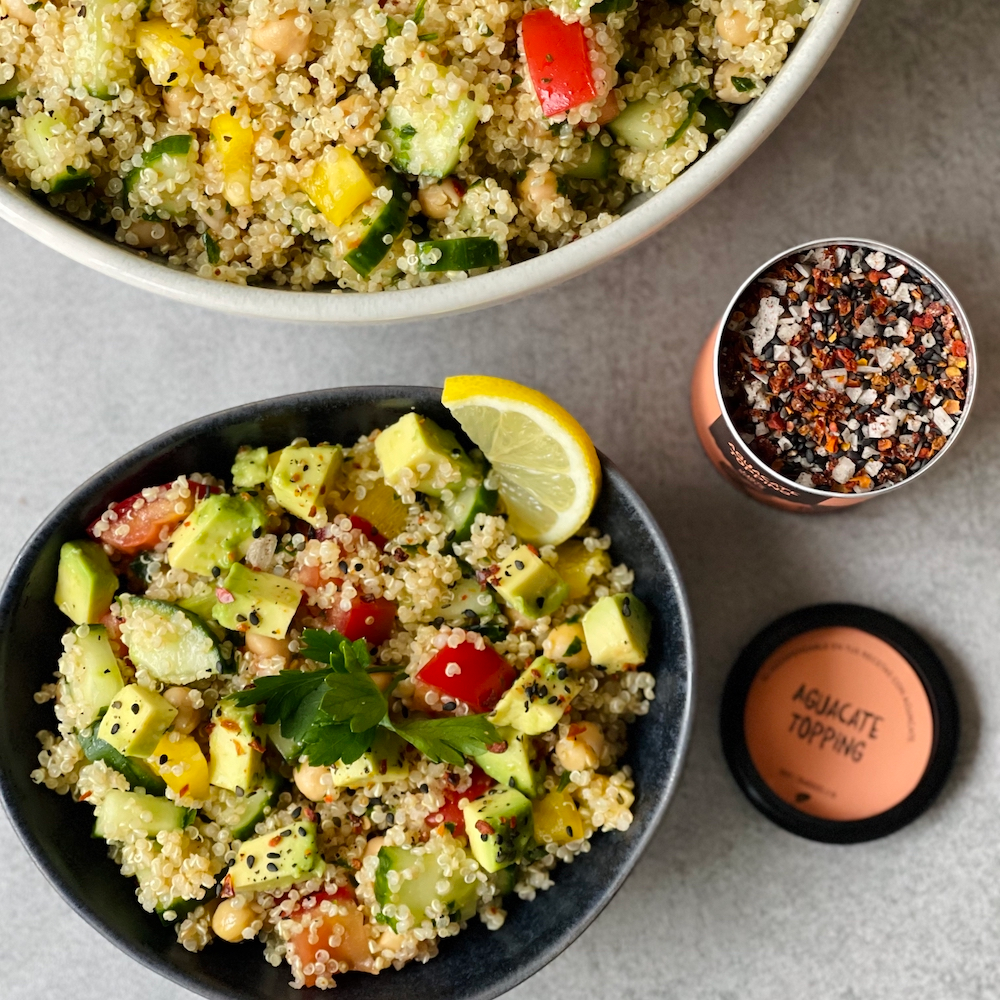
[417,639,517,714]
[348,515,388,551]
[286,888,373,985]
[425,765,496,836]
[326,596,396,646]
[521,10,597,117]
[88,482,211,555]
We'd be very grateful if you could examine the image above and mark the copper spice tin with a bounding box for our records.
[690,238,977,512]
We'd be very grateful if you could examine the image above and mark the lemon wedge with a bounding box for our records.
[441,375,602,546]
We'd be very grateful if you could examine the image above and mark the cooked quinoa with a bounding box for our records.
[0,0,816,290]
[33,413,657,989]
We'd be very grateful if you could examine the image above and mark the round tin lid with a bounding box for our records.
[720,604,959,843]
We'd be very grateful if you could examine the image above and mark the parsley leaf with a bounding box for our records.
[299,628,370,673]
[389,714,502,766]
[302,719,379,766]
[731,76,756,93]
[413,0,426,24]
[321,673,388,733]
[557,770,571,792]
[229,668,332,731]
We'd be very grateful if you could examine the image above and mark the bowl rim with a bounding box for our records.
[0,0,860,324]
[0,385,696,1000]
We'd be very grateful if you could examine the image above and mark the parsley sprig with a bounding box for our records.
[230,628,501,767]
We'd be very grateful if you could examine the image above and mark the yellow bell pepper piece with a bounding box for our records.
[555,540,612,601]
[209,110,255,208]
[301,146,374,227]
[335,478,410,541]
[149,733,210,800]
[532,789,585,845]
[135,20,204,88]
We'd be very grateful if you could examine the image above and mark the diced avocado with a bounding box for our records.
[532,789,585,845]
[490,545,568,620]
[337,478,410,541]
[165,493,268,577]
[149,733,210,800]
[374,840,477,930]
[375,412,475,498]
[97,684,178,758]
[490,866,516,899]
[94,788,192,841]
[441,479,498,545]
[380,59,482,178]
[60,625,124,727]
[270,444,343,525]
[119,594,225,685]
[461,786,534,873]
[329,731,410,788]
[473,727,545,798]
[177,579,220,624]
[55,541,118,625]
[582,593,651,672]
[208,699,264,795]
[490,657,581,736]
[77,722,167,796]
[232,446,270,489]
[212,563,305,639]
[435,574,498,627]
[555,539,612,600]
[230,770,284,841]
[231,820,319,893]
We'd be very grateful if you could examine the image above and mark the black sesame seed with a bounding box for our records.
[446,530,456,542]
[131,702,140,714]
[339,560,349,572]
[236,613,247,622]
[248,611,260,626]
[267,851,280,858]
[514,560,524,571]
[536,596,544,608]
[246,855,256,867]
[463,608,478,619]
[235,786,245,797]
[266,862,278,872]
[432,617,445,628]
[480,834,488,842]
[291,806,302,819]
[355,563,363,571]
[442,701,457,711]
[508,777,515,788]
[385,812,394,824]
[420,784,429,793]
[548,696,559,704]
[212,566,221,578]
[283,828,294,837]
[298,826,306,836]
[622,597,631,618]
[110,723,120,734]
[159,754,168,765]
[566,825,573,836]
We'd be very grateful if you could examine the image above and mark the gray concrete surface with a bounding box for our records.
[2,1,998,997]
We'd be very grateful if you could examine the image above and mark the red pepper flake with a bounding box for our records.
[475,820,495,837]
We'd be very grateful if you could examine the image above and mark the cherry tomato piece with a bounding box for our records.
[326,596,396,646]
[417,639,517,714]
[425,765,496,836]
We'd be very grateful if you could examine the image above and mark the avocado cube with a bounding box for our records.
[231,820,319,892]
[329,731,410,788]
[270,444,343,525]
[60,625,124,727]
[490,657,581,736]
[374,841,477,929]
[490,546,568,620]
[582,593,651,672]
[55,540,119,625]
[165,493,268,577]
[375,412,475,498]
[97,683,178,758]
[231,446,269,489]
[94,789,192,841]
[212,563,305,639]
[461,786,534,872]
[473,727,545,798]
[208,699,264,794]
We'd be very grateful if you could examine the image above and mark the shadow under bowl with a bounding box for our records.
[0,385,695,1000]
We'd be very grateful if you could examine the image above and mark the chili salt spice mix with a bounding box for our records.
[691,239,976,511]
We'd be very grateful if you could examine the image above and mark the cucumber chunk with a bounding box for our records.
[563,142,611,180]
[94,788,193,841]
[22,112,95,194]
[436,574,498,626]
[345,173,410,278]
[374,842,477,930]
[415,237,499,273]
[0,71,23,107]
[442,479,498,544]
[124,133,197,217]
[230,770,284,841]
[70,0,137,100]
[119,594,225,685]
[78,722,168,796]
[608,99,665,151]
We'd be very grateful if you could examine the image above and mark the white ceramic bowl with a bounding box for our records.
[0,0,859,323]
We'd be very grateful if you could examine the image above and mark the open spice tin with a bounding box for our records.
[691,238,977,512]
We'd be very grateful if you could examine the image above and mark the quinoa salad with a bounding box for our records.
[0,0,817,290]
[32,391,656,988]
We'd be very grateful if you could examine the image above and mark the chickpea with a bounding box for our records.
[555,721,604,772]
[252,11,312,64]
[363,835,385,859]
[337,93,375,147]
[162,85,197,120]
[542,623,591,671]
[123,219,177,251]
[716,10,758,47]
[595,90,620,127]
[294,762,333,801]
[244,632,290,661]
[714,61,759,104]
[212,895,256,943]
[417,178,462,220]
[163,686,205,735]
[6,0,36,26]
[517,164,558,217]
[369,671,395,692]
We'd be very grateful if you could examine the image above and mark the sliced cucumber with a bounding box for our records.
[608,99,664,151]
[436,574,498,626]
[443,479,499,544]
[0,71,23,108]
[71,0,137,100]
[124,133,196,217]
[374,843,477,930]
[135,856,214,924]
[345,173,410,278]
[266,722,303,765]
[119,594,225,685]
[94,788,193,841]
[78,722,168,796]
[22,112,95,194]
[381,61,482,177]
[416,237,499,272]
[591,0,634,11]
[61,626,124,727]
[563,141,611,180]
[230,770,284,841]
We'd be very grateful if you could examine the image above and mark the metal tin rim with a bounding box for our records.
[710,237,978,500]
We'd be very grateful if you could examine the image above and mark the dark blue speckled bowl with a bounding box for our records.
[0,386,694,1000]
